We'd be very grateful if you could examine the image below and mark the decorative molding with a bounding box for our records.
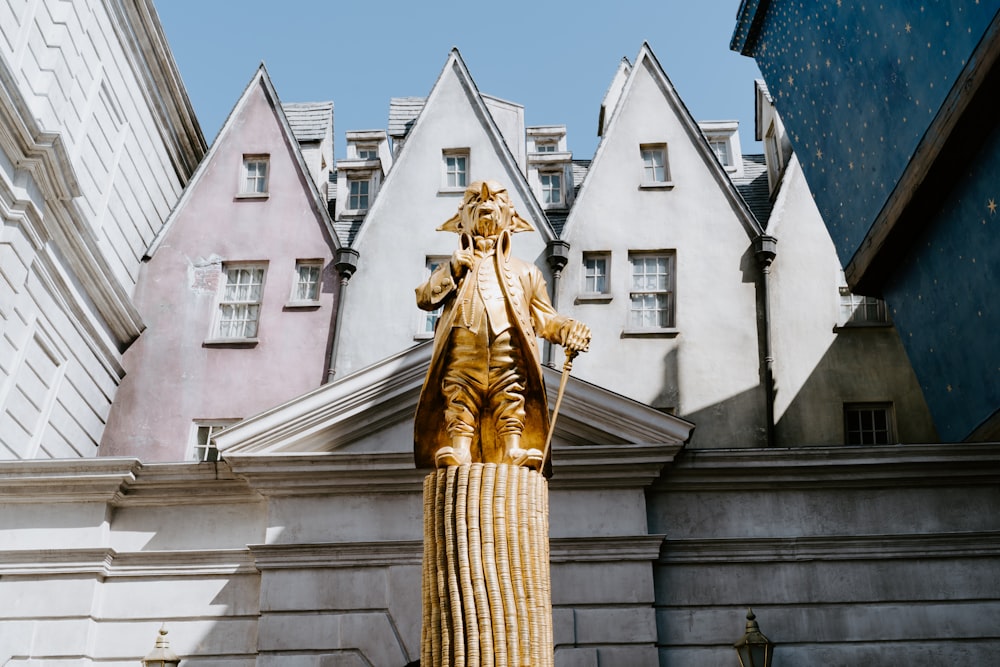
[655,442,1000,491]
[113,461,261,506]
[216,342,693,459]
[104,0,206,180]
[0,458,140,503]
[0,547,257,577]
[660,531,1000,564]
[223,452,427,496]
[250,540,423,569]
[550,534,666,562]
[550,444,685,489]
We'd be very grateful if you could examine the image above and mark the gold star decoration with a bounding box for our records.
[905,22,912,33]
[988,198,997,214]
[816,148,823,159]
[787,74,794,86]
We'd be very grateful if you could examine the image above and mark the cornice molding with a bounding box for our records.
[216,343,693,458]
[0,547,257,577]
[661,531,1000,564]
[550,534,666,562]
[0,458,140,503]
[250,540,423,569]
[655,442,1000,491]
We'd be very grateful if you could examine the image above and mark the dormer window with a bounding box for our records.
[699,121,742,175]
[357,145,378,160]
[708,138,732,167]
[540,171,563,206]
[348,177,370,211]
[535,140,557,153]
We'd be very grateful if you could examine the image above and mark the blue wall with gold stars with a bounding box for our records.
[734,0,1000,440]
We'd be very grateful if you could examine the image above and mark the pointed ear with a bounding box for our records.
[436,212,462,233]
[509,211,535,233]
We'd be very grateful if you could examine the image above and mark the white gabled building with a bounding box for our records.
[0,0,204,459]
[329,49,557,378]
[559,43,766,447]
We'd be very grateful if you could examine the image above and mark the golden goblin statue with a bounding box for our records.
[414,180,590,473]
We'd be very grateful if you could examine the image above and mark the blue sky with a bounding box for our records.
[155,1,762,160]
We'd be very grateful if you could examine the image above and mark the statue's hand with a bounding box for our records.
[451,248,474,279]
[561,320,591,355]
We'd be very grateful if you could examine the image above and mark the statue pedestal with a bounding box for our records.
[422,463,552,667]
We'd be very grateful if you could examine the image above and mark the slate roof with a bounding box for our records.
[572,160,590,196]
[732,154,773,228]
[283,102,333,142]
[388,97,425,138]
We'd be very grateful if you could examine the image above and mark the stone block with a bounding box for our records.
[552,607,575,644]
[258,610,407,663]
[574,606,656,644]
[0,577,98,617]
[266,494,423,543]
[549,489,648,538]
[100,574,259,618]
[261,567,387,611]
[597,645,659,667]
[386,564,423,659]
[554,646,598,667]
[552,561,653,605]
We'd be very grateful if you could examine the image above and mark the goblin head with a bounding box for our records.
[438,180,534,238]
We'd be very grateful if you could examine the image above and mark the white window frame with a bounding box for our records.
[240,154,269,196]
[288,260,323,307]
[416,256,449,339]
[539,171,564,207]
[579,251,612,303]
[626,251,676,333]
[839,287,889,327]
[639,143,672,188]
[356,144,378,160]
[191,419,239,462]
[209,263,267,343]
[844,403,896,445]
[442,149,469,191]
[347,176,371,211]
[534,140,557,153]
[707,137,733,167]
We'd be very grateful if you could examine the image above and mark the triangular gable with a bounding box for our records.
[145,64,340,258]
[566,42,764,240]
[350,48,556,248]
[213,342,694,456]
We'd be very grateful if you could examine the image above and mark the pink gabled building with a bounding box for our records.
[100,66,339,462]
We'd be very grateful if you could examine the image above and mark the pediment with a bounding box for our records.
[213,342,694,457]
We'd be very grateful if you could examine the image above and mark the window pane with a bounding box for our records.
[218,266,265,338]
[584,256,607,293]
[243,159,268,193]
[541,173,562,204]
[642,148,666,182]
[446,155,467,188]
[845,405,892,445]
[629,253,673,328]
[295,264,321,301]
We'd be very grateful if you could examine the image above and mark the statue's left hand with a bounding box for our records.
[562,320,591,354]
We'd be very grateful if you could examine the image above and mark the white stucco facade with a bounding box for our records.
[0,0,204,459]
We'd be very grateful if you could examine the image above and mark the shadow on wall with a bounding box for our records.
[682,385,767,449]
[775,327,939,446]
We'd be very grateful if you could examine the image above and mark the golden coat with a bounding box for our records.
[414,238,567,474]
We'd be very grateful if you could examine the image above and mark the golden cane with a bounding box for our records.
[542,348,580,463]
